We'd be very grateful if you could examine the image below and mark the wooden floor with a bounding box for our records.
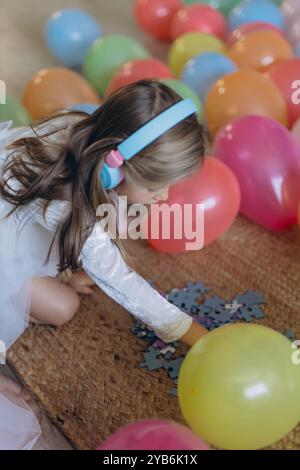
[1,0,168,450]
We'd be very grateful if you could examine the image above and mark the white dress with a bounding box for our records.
[0,120,192,449]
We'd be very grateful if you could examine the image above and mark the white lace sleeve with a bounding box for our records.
[80,222,193,343]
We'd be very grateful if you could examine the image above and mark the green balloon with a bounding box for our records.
[0,95,31,127]
[179,324,300,450]
[182,0,242,17]
[83,35,150,97]
[161,79,204,122]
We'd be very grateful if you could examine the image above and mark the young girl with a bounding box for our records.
[0,79,208,449]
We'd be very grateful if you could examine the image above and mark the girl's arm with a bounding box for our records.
[80,222,208,344]
[179,321,207,346]
[28,200,208,345]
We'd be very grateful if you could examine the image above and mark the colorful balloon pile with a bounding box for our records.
[2,1,300,246]
[133,0,300,247]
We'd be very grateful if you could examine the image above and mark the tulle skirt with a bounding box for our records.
[0,121,58,449]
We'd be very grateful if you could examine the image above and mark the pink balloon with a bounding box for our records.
[214,115,300,231]
[291,118,300,145]
[226,22,284,48]
[97,419,210,450]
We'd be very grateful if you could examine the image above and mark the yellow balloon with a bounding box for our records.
[168,32,226,77]
[178,324,300,450]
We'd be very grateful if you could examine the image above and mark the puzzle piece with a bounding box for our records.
[133,283,267,397]
[132,321,158,341]
[153,339,166,349]
[167,290,197,312]
[235,290,264,307]
[167,281,209,313]
[283,330,296,342]
[238,305,264,322]
[140,346,168,371]
[164,357,184,379]
[225,299,244,315]
[195,315,216,330]
[186,282,210,296]
[197,296,237,325]
[160,346,176,356]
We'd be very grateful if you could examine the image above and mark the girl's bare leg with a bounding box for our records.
[0,277,80,411]
[29,276,80,326]
[0,371,31,401]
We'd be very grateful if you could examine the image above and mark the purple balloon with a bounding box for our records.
[214,115,300,231]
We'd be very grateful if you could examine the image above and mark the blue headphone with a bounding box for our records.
[101,98,198,190]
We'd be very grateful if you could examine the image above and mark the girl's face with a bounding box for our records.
[115,180,170,205]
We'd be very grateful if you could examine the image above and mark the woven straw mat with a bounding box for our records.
[7,216,300,450]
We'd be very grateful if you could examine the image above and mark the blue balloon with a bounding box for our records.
[181,52,237,102]
[70,103,100,114]
[45,8,102,68]
[228,0,285,32]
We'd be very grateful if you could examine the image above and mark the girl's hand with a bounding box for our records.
[67,271,96,295]
[180,321,208,347]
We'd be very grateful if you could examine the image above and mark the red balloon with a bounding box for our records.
[265,59,300,128]
[147,157,241,253]
[105,58,173,97]
[170,5,227,41]
[226,21,284,48]
[134,0,181,41]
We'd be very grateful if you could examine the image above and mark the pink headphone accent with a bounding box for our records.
[106,149,124,168]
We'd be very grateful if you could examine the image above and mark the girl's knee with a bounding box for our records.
[53,290,80,326]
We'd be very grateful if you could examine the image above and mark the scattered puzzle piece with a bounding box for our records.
[283,330,296,342]
[238,305,264,322]
[140,346,168,371]
[132,281,268,397]
[164,357,184,379]
[167,282,209,313]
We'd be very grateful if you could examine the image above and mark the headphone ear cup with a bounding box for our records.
[101,163,124,190]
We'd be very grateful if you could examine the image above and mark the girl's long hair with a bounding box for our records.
[0,79,208,272]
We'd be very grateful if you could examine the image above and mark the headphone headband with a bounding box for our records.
[101,98,197,190]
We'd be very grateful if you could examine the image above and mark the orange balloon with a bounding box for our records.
[22,67,101,120]
[228,30,293,72]
[205,69,288,136]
